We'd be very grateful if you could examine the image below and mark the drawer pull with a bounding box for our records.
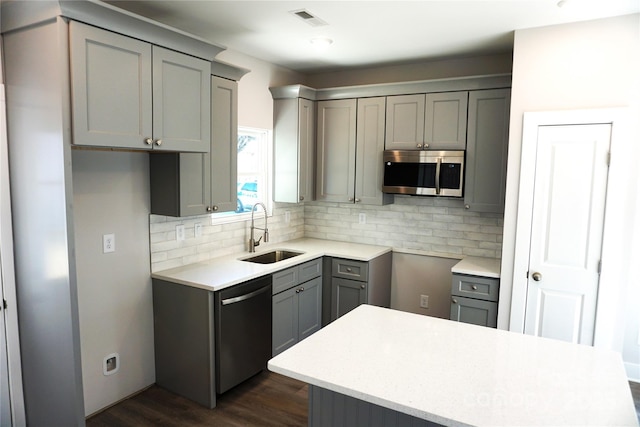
[471,285,478,291]
[346,268,352,272]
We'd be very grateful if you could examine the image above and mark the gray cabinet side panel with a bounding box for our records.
[149,153,181,216]
[309,386,441,427]
[367,252,392,308]
[273,98,300,203]
[4,18,86,425]
[153,279,215,408]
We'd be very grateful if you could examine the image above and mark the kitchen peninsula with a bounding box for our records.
[269,304,638,427]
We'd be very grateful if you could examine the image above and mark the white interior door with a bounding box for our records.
[524,124,611,345]
[1,267,11,426]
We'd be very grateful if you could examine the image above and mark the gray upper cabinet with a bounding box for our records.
[385,94,425,150]
[316,99,357,202]
[209,76,239,213]
[385,91,468,150]
[273,98,316,203]
[150,75,239,216]
[70,21,210,152]
[355,97,394,206]
[316,98,391,205]
[424,91,468,150]
[464,89,511,213]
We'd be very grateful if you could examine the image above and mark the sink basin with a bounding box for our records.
[240,250,304,264]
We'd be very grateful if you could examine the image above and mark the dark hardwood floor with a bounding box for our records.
[86,372,308,427]
[87,375,640,426]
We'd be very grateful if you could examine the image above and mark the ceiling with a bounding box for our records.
[103,0,640,73]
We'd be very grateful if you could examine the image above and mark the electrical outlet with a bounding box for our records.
[176,225,185,241]
[285,211,291,223]
[194,223,202,238]
[103,353,119,376]
[420,294,429,309]
[103,234,115,253]
[359,213,366,224]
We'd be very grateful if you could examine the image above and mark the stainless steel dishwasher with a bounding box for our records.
[214,275,272,394]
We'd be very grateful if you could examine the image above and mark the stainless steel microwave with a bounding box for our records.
[382,150,465,197]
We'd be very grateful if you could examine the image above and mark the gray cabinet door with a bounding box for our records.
[355,97,393,206]
[464,88,511,213]
[209,76,238,212]
[70,21,152,149]
[316,99,357,202]
[424,91,468,150]
[331,278,366,320]
[450,296,498,328]
[385,94,425,150]
[298,277,322,342]
[273,98,316,203]
[272,286,298,356]
[152,47,211,152]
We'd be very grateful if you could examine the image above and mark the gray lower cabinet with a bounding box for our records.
[70,20,210,152]
[450,273,499,328]
[149,75,239,216]
[272,258,322,356]
[330,252,392,321]
[464,88,511,213]
[153,279,216,409]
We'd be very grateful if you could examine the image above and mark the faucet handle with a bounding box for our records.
[254,236,262,247]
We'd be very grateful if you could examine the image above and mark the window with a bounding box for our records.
[211,127,272,224]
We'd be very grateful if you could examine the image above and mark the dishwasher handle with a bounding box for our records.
[221,283,271,306]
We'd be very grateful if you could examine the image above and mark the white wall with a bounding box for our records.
[73,150,155,416]
[306,52,513,88]
[500,14,640,378]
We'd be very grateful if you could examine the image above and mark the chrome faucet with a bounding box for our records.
[249,202,269,252]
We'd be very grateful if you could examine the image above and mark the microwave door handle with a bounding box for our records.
[435,157,441,195]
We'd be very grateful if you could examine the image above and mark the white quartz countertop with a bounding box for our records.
[151,238,391,291]
[451,256,500,278]
[269,305,638,427]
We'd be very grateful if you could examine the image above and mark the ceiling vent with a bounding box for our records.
[289,9,328,27]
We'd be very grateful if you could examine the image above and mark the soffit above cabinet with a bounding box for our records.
[0,0,225,61]
[270,74,512,101]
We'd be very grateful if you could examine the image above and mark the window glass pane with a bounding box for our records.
[211,127,272,223]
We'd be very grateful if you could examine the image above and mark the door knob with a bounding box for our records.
[532,272,542,281]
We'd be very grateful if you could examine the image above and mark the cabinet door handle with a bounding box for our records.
[354,198,360,203]
[360,284,365,289]
[464,204,470,210]
[206,206,212,212]
[348,197,354,202]
[299,196,304,201]
[212,205,218,211]
[416,143,423,149]
[155,139,163,146]
[452,298,458,304]
[144,137,153,145]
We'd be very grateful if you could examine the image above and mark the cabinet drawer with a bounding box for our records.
[332,259,368,282]
[451,274,499,302]
[298,258,322,283]
[273,267,298,295]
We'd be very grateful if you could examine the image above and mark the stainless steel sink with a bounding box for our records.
[240,250,304,264]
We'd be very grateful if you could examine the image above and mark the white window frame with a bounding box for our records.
[210,126,273,225]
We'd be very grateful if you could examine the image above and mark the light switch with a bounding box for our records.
[176,225,185,241]
[194,223,202,237]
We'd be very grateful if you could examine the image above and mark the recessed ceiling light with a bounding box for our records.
[310,37,333,48]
